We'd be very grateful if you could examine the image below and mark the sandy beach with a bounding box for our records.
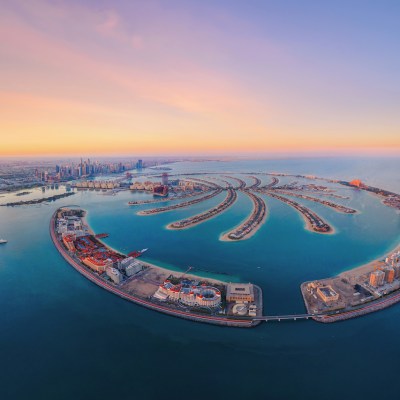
[137,189,222,216]
[303,215,336,235]
[81,210,229,289]
[219,197,268,242]
[140,260,229,286]
[339,241,400,279]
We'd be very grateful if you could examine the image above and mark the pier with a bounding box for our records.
[253,314,319,322]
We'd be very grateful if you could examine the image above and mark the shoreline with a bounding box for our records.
[303,214,336,235]
[51,208,259,328]
[338,240,400,278]
[274,190,359,215]
[219,191,268,241]
[140,260,230,286]
[137,189,222,216]
[301,239,400,322]
[166,189,237,230]
[261,192,336,235]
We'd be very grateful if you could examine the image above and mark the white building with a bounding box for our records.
[153,280,221,308]
[106,267,123,284]
[120,257,142,272]
[125,264,142,277]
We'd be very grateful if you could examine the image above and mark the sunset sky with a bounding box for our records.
[1,0,399,156]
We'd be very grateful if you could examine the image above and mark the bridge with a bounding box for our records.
[253,314,322,322]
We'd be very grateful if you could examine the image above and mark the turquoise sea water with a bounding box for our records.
[0,157,399,400]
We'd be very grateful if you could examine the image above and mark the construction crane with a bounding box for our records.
[180,266,193,279]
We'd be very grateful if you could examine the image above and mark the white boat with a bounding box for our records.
[0,239,7,244]
[140,248,148,253]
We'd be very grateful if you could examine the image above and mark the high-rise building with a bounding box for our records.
[384,268,395,284]
[137,159,143,170]
[162,173,169,185]
[369,270,385,287]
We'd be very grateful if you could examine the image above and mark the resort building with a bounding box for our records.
[316,286,339,304]
[226,283,255,303]
[62,234,76,252]
[125,264,142,277]
[106,267,123,284]
[82,256,113,273]
[154,280,221,308]
[119,257,142,276]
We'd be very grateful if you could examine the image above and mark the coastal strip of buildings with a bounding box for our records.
[51,207,262,327]
[302,249,400,322]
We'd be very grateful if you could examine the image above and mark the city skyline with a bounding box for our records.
[1,0,400,157]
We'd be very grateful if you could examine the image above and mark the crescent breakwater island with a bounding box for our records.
[49,172,400,325]
[51,207,263,327]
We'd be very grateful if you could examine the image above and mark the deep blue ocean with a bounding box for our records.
[0,157,399,400]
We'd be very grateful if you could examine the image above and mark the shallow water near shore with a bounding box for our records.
[0,157,399,400]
